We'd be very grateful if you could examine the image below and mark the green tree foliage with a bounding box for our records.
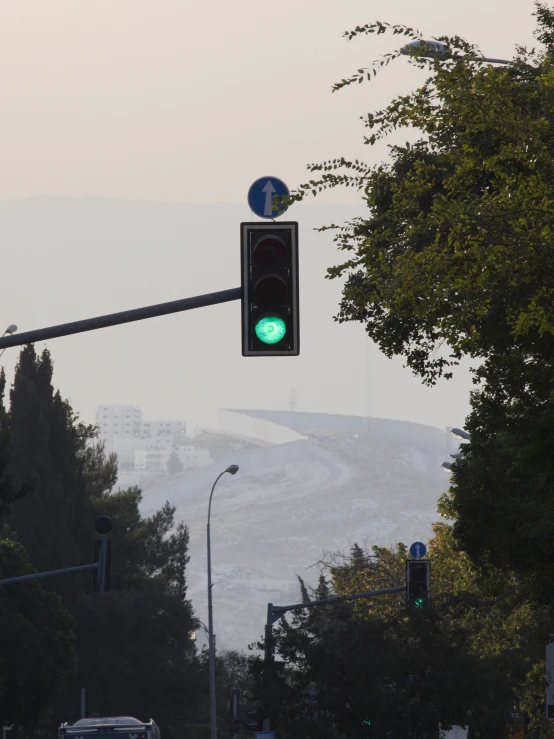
[444,349,554,606]
[167,448,184,475]
[251,527,554,738]
[284,3,554,602]
[0,346,205,739]
[6,346,93,593]
[0,539,75,730]
[0,368,30,518]
[288,6,554,383]
[55,443,202,739]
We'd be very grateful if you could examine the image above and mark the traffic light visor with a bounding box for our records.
[253,235,286,265]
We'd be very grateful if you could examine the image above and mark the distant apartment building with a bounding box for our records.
[141,419,187,441]
[96,406,187,452]
[95,404,207,475]
[96,405,143,448]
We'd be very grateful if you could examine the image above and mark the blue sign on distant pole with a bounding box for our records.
[247,176,290,219]
[409,541,427,559]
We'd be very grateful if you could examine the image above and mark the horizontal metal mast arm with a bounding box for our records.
[270,584,406,622]
[0,561,99,586]
[0,286,242,349]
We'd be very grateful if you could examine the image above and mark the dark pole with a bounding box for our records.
[263,603,275,732]
[0,287,241,349]
[207,470,227,739]
[261,583,408,730]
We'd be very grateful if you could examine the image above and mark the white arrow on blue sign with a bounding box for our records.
[247,176,290,219]
[409,541,427,559]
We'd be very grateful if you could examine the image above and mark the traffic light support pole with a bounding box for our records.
[262,583,406,730]
[0,287,242,350]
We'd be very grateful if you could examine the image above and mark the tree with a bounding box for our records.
[0,346,204,739]
[250,577,506,739]
[0,368,30,518]
[248,529,554,739]
[167,448,184,475]
[287,6,554,384]
[0,538,75,730]
[6,346,93,593]
[284,3,554,603]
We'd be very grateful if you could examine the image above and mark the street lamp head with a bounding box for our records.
[451,427,472,441]
[400,39,450,60]
[5,324,17,335]
[441,462,453,472]
[226,464,239,476]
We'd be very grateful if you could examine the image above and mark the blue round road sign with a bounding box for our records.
[247,176,290,219]
[409,541,427,559]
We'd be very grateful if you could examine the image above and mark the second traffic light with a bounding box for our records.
[406,559,430,609]
[241,222,299,357]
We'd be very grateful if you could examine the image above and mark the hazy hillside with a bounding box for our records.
[139,410,449,650]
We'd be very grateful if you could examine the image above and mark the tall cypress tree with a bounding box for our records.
[6,346,92,592]
[0,367,29,517]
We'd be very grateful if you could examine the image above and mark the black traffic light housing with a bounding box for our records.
[245,710,262,732]
[406,559,430,608]
[93,516,112,593]
[241,222,299,356]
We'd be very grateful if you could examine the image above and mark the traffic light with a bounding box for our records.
[93,516,113,593]
[241,222,299,356]
[245,710,262,732]
[230,688,240,734]
[406,559,430,608]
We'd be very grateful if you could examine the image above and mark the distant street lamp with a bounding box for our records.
[400,39,512,66]
[207,464,239,739]
[442,427,471,472]
[0,324,17,360]
[451,427,471,441]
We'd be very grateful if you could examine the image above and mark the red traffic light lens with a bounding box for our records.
[254,275,287,304]
[253,236,286,265]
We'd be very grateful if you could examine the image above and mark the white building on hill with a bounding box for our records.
[135,445,211,473]
[95,404,201,473]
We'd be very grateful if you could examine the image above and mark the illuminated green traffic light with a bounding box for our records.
[414,598,424,608]
[255,316,286,345]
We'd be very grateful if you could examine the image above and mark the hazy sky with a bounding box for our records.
[0,1,538,431]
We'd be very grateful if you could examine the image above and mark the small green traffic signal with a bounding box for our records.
[406,560,430,608]
[255,316,287,345]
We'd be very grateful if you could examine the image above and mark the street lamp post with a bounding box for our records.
[207,464,239,739]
